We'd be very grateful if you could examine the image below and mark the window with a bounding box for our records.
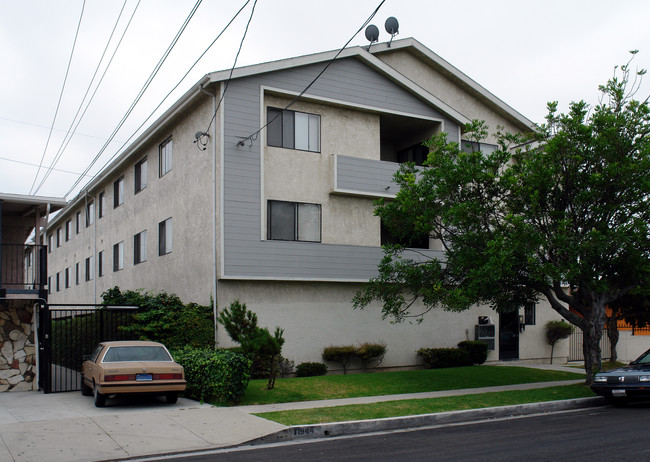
[267,200,321,242]
[56,272,61,292]
[98,251,104,277]
[159,137,172,177]
[65,220,71,241]
[76,211,82,234]
[267,108,320,152]
[134,230,147,264]
[380,220,429,249]
[56,227,61,247]
[86,201,94,227]
[135,157,148,193]
[397,143,429,166]
[113,241,124,271]
[98,192,105,218]
[525,303,536,325]
[114,177,124,207]
[48,276,51,294]
[47,234,52,253]
[75,262,80,285]
[85,256,94,281]
[65,267,70,288]
[159,218,172,255]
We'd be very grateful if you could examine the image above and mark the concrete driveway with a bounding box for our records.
[0,391,286,462]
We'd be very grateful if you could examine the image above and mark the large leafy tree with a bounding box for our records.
[354,54,650,384]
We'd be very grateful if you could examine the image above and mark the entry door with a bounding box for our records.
[499,309,520,360]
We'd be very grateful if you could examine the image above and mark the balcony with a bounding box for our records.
[0,244,47,298]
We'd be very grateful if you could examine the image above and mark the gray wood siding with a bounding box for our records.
[336,155,401,197]
[223,57,452,280]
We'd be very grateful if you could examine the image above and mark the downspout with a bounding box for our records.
[200,83,219,347]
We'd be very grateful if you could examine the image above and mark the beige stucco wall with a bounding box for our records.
[264,94,381,246]
[47,94,218,306]
[376,50,528,144]
[217,280,568,370]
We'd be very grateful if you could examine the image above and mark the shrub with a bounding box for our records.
[417,347,472,369]
[458,340,488,365]
[296,362,328,377]
[101,287,215,351]
[545,320,574,364]
[357,342,387,372]
[278,357,295,377]
[172,346,251,403]
[218,300,285,389]
[322,345,357,374]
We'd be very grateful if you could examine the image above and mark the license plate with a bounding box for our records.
[612,389,626,397]
[136,373,152,381]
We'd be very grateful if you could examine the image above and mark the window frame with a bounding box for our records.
[65,220,71,241]
[114,177,124,208]
[76,211,82,234]
[113,241,124,272]
[135,157,148,193]
[86,201,94,227]
[159,137,172,177]
[158,218,172,255]
[85,256,94,281]
[267,200,322,242]
[98,191,106,218]
[134,230,147,264]
[266,107,321,153]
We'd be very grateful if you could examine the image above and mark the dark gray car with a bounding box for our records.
[591,349,650,403]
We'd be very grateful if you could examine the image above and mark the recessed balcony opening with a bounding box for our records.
[379,114,440,165]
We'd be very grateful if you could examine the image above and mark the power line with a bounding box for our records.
[235,0,386,148]
[0,117,123,143]
[64,0,203,197]
[0,156,92,178]
[77,0,254,190]
[29,0,87,195]
[33,0,139,195]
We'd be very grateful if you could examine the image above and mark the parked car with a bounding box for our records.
[81,340,186,407]
[591,348,650,403]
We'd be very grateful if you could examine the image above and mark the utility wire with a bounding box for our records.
[77,0,253,189]
[0,156,93,178]
[34,0,138,195]
[201,0,258,144]
[236,0,386,148]
[65,0,203,197]
[29,0,86,195]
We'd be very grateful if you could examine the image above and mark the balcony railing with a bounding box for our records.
[0,244,47,293]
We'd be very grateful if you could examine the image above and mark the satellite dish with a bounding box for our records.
[385,17,399,47]
[365,24,379,44]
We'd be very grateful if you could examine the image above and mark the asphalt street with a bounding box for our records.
[146,404,650,462]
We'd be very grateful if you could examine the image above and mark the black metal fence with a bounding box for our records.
[568,329,611,362]
[0,244,47,290]
[38,304,140,393]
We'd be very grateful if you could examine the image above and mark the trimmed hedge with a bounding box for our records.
[458,340,488,365]
[322,345,357,374]
[296,362,328,377]
[172,347,251,404]
[417,347,472,368]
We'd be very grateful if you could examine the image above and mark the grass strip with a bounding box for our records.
[239,366,584,406]
[254,383,596,425]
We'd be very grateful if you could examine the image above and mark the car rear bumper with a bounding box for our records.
[97,381,186,395]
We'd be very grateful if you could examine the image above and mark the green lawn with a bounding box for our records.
[237,366,584,406]
[254,383,596,425]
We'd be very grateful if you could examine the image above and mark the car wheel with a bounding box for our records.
[166,393,178,404]
[80,379,92,396]
[93,384,107,407]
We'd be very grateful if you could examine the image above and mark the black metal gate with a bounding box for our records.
[38,304,140,393]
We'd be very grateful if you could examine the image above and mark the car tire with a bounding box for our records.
[166,393,178,404]
[80,379,92,396]
[94,384,107,407]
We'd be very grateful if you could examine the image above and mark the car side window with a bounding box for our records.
[90,345,104,363]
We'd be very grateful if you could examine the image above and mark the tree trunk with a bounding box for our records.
[549,343,555,365]
[582,300,607,386]
[607,317,619,363]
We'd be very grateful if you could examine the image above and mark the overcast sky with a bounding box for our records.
[2,0,650,199]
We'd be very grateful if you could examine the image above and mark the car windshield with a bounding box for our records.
[102,346,172,362]
[634,350,650,365]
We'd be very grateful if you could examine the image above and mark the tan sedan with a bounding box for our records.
[81,340,186,407]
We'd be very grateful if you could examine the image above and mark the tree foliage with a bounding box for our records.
[217,300,285,389]
[354,53,650,384]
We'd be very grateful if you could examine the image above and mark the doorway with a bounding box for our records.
[499,309,520,360]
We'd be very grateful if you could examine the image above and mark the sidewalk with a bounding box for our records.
[0,363,597,462]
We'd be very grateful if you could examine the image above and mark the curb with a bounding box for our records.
[248,397,606,445]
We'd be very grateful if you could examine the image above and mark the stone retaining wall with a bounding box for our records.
[0,301,36,391]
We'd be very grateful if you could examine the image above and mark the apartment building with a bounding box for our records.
[46,38,571,369]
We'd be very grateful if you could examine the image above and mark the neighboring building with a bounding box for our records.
[0,193,66,390]
[46,38,573,369]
